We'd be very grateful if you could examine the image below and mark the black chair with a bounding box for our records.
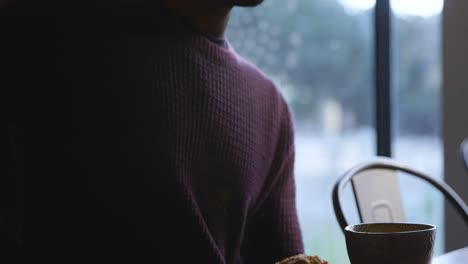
[461,139,468,172]
[332,157,468,232]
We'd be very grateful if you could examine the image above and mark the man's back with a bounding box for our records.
[5,6,303,263]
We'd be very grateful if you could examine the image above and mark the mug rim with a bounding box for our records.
[345,222,436,235]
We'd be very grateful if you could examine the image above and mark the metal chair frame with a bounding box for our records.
[332,157,468,232]
[461,139,468,172]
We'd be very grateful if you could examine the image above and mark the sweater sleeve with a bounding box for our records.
[241,104,304,264]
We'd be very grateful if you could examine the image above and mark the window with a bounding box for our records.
[391,0,444,255]
[227,0,443,262]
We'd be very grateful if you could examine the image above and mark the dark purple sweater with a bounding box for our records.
[5,6,303,264]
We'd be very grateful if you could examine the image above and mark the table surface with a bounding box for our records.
[433,247,468,264]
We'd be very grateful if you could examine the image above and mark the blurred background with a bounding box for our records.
[227,0,444,263]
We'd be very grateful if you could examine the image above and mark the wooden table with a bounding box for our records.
[433,247,468,264]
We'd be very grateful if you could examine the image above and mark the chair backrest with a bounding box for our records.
[332,157,468,233]
[351,168,405,223]
[461,139,468,172]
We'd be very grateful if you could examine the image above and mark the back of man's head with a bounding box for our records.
[225,0,264,7]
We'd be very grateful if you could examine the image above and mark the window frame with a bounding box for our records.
[375,0,392,157]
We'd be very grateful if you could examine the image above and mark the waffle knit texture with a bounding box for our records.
[4,4,304,264]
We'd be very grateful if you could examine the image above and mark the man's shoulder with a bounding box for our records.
[230,48,272,84]
[235,52,290,109]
